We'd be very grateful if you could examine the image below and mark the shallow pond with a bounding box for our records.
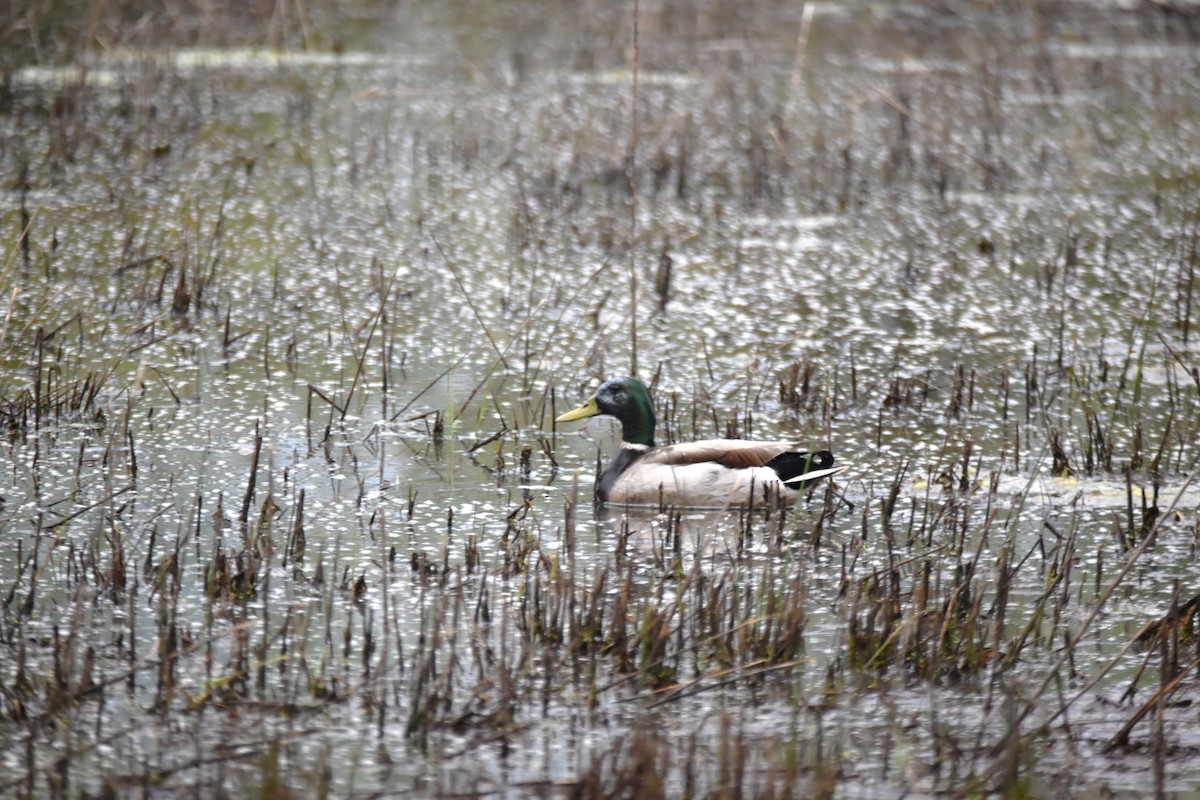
[2,1,1200,796]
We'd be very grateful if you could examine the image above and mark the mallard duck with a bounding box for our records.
[555,376,846,509]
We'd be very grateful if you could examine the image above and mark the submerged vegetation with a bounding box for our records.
[1,0,1200,796]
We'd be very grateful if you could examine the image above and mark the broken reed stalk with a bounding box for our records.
[239,419,264,535]
[1106,652,1200,752]
[458,296,550,428]
[956,468,1200,796]
[337,257,409,422]
[430,237,510,371]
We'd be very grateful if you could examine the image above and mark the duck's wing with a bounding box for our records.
[644,439,799,469]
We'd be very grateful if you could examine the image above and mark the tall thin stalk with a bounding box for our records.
[627,0,641,378]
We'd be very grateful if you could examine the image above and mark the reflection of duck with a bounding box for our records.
[592,504,763,556]
[556,376,846,509]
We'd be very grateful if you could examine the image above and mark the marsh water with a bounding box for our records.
[2,1,1200,796]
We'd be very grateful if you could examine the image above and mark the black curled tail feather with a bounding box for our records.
[767,450,836,489]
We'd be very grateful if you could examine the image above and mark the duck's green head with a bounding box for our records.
[556,376,656,446]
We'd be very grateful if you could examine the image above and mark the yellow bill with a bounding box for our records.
[556,398,601,423]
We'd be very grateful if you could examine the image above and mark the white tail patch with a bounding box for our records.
[783,464,849,484]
